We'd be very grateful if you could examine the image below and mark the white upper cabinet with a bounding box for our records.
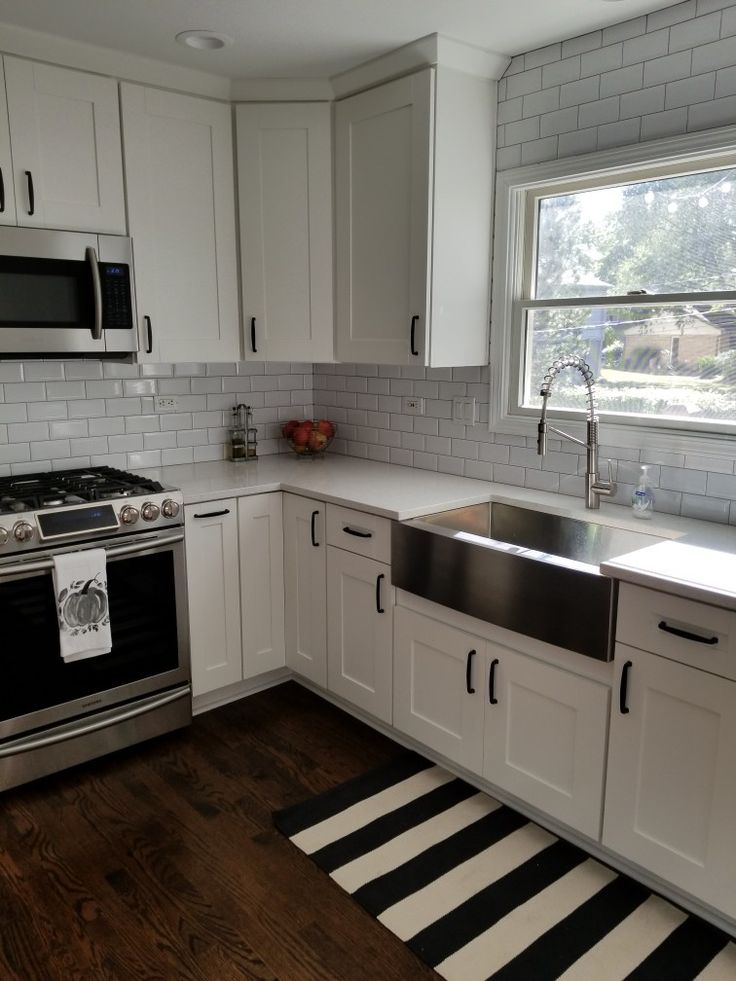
[0,60,16,226]
[4,57,125,234]
[121,84,240,363]
[335,66,495,366]
[237,103,333,363]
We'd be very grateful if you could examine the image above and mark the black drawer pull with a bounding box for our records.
[658,620,718,645]
[619,660,632,715]
[25,170,34,215]
[488,658,499,704]
[376,573,385,614]
[193,509,230,519]
[410,314,419,356]
[465,649,476,694]
[250,316,257,353]
[343,526,372,539]
[310,509,320,547]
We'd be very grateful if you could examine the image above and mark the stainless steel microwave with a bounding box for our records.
[0,227,138,356]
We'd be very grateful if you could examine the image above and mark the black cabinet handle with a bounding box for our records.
[465,649,477,694]
[658,620,718,645]
[250,317,257,353]
[25,170,34,216]
[410,314,419,356]
[343,526,372,539]
[0,168,5,213]
[144,315,153,354]
[619,660,632,715]
[310,509,320,547]
[488,658,499,704]
[193,509,230,519]
[375,573,385,614]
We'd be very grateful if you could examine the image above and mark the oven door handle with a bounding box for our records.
[0,686,191,759]
[0,532,185,578]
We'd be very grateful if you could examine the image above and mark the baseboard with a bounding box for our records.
[192,668,291,715]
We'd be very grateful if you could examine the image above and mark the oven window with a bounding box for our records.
[0,550,180,724]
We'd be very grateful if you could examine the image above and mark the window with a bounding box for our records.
[491,130,736,452]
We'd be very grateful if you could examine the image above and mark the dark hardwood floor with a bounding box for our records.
[0,682,435,980]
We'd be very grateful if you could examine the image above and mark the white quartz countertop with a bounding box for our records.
[142,453,736,607]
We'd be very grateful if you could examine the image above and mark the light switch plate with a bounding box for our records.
[453,397,477,424]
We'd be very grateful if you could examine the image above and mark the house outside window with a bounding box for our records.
[490,127,736,456]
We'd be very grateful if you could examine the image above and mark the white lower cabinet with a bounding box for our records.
[394,607,485,772]
[603,644,736,918]
[185,500,242,696]
[483,644,610,840]
[393,605,610,839]
[238,494,285,679]
[327,545,394,723]
[283,494,327,686]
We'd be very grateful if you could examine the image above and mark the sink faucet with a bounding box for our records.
[537,355,616,510]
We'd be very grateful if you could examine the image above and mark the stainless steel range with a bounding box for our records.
[0,466,191,791]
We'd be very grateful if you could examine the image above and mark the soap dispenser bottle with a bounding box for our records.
[632,465,655,518]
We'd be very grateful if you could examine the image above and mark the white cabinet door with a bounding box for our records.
[5,58,124,233]
[327,546,393,723]
[604,645,736,917]
[394,607,485,772]
[483,645,610,839]
[121,83,240,362]
[185,500,242,696]
[283,494,327,686]
[335,69,432,365]
[237,103,333,363]
[239,494,285,679]
[0,60,16,226]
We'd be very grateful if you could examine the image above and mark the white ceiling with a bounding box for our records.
[0,0,684,79]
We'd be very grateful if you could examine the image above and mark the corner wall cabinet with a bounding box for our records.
[236,103,333,363]
[121,84,240,362]
[0,57,125,233]
[334,66,495,366]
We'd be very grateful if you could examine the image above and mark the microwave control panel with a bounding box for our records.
[100,263,133,330]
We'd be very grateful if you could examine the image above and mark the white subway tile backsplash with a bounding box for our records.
[669,11,722,51]
[600,63,645,96]
[603,16,648,45]
[665,71,715,107]
[578,96,620,128]
[692,34,736,73]
[562,31,602,59]
[648,1,696,31]
[4,382,45,402]
[581,42,623,78]
[622,28,670,64]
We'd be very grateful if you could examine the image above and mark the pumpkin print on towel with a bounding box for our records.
[58,576,110,637]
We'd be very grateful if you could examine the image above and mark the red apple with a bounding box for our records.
[292,426,310,446]
[317,419,335,438]
[282,419,300,439]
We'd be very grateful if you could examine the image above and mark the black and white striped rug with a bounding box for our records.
[274,752,736,980]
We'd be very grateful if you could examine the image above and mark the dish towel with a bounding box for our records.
[52,548,112,662]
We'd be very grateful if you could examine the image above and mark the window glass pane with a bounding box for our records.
[534,167,736,300]
[523,305,736,423]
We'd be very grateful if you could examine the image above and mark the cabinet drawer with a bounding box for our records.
[617,582,736,680]
[326,504,390,563]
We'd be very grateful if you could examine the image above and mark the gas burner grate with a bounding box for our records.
[0,466,164,513]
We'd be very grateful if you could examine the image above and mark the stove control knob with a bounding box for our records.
[0,527,8,547]
[13,521,34,543]
[141,502,160,522]
[120,506,139,526]
[161,499,180,519]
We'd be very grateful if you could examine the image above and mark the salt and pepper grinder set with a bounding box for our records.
[230,403,258,462]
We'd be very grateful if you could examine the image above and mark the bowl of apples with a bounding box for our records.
[282,419,336,457]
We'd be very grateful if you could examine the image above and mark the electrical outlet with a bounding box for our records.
[453,397,477,424]
[154,396,180,412]
[402,396,425,415]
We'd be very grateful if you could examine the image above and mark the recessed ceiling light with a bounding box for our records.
[175,30,233,51]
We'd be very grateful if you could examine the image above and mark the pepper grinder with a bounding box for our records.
[230,403,258,461]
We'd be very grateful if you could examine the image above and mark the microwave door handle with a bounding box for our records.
[86,246,103,341]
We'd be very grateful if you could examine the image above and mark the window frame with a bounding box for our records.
[490,124,736,458]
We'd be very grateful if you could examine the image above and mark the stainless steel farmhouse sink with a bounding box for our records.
[392,501,669,661]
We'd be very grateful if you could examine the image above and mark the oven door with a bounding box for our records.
[0,529,190,743]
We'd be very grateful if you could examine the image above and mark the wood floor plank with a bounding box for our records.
[0,682,432,980]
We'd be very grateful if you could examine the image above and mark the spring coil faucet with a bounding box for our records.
[537,355,616,510]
